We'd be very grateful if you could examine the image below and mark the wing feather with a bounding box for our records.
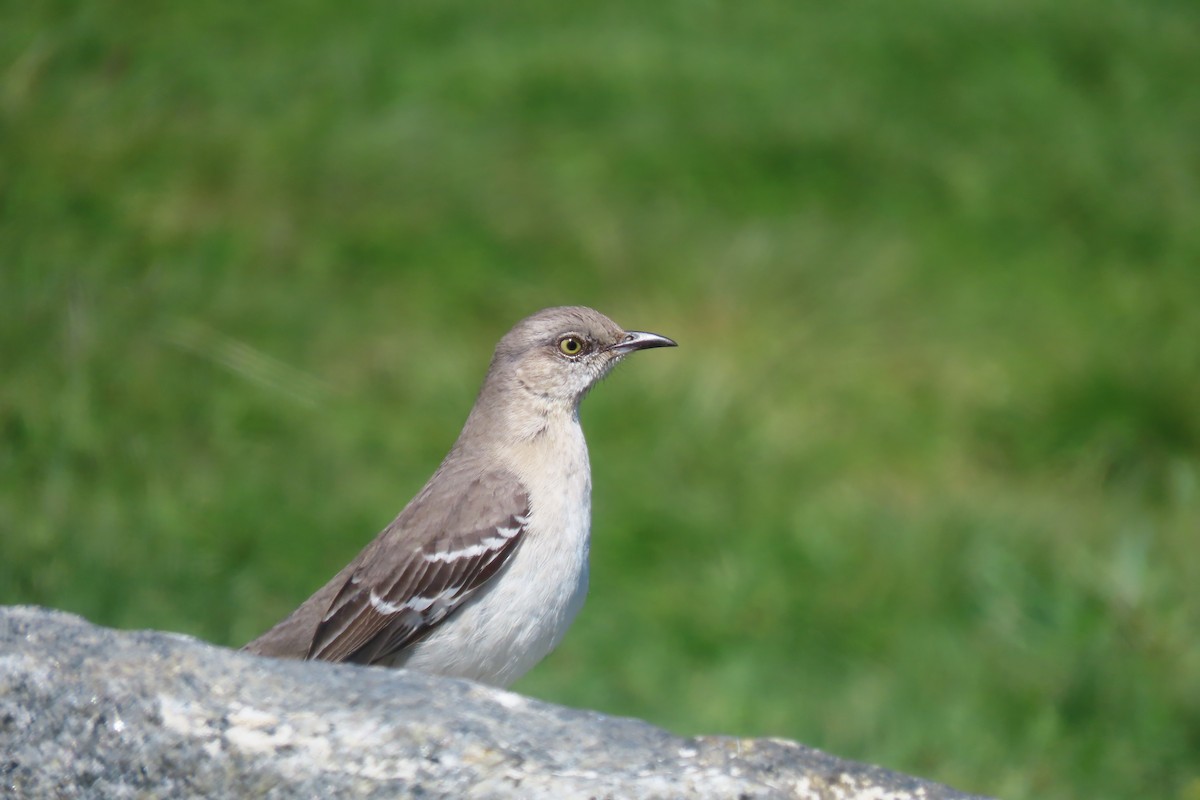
[307,467,530,665]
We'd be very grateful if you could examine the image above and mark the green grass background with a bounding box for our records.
[3,1,1199,797]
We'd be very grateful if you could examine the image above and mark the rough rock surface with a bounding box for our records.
[0,606,988,799]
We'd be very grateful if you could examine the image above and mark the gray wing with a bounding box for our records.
[307,467,530,665]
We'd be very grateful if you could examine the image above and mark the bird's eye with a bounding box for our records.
[558,335,585,356]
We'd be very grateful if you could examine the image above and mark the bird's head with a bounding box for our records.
[485,305,677,413]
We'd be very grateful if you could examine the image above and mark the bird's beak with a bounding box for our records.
[608,330,678,354]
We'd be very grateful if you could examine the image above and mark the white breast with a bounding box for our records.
[389,417,592,687]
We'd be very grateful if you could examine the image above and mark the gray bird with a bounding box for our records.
[244,306,676,687]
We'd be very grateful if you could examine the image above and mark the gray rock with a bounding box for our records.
[0,606,989,799]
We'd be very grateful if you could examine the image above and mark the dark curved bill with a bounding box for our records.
[609,330,678,353]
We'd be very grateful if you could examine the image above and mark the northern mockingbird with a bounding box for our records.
[244,306,676,687]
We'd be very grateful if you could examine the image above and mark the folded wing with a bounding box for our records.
[308,467,531,665]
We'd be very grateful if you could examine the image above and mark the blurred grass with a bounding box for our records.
[3,1,1200,797]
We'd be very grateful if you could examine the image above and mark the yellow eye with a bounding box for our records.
[558,335,584,356]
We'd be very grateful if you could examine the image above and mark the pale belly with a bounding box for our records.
[387,428,593,688]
